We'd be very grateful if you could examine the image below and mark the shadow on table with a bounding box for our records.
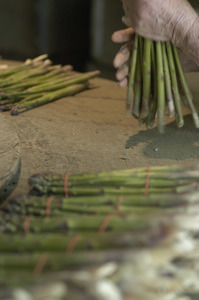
[126,114,199,160]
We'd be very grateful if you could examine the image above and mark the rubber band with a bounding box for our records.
[144,167,151,196]
[66,233,82,254]
[99,195,123,234]
[64,174,71,198]
[98,214,113,234]
[45,196,53,218]
[33,254,49,277]
[24,215,31,233]
[116,195,123,214]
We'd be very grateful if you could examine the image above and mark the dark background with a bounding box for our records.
[0,1,197,80]
[0,0,125,79]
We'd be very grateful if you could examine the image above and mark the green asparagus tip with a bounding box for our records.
[10,108,20,116]
[0,104,11,111]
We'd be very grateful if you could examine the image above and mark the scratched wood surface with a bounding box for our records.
[1,60,199,201]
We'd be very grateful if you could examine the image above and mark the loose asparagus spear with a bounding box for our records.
[10,83,88,115]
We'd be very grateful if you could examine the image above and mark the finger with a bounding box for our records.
[113,44,132,68]
[118,77,128,88]
[111,28,134,43]
[116,64,129,81]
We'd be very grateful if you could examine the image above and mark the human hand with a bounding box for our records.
[112,27,199,88]
[121,0,198,47]
[111,28,134,88]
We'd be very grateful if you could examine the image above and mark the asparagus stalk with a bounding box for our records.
[132,40,142,118]
[0,63,51,87]
[165,42,184,128]
[4,190,199,213]
[10,83,88,115]
[126,34,139,116]
[28,165,199,196]
[3,191,199,221]
[147,42,157,128]
[172,44,199,128]
[1,69,74,94]
[162,42,175,118]
[28,183,199,197]
[127,33,197,131]
[156,41,165,133]
[0,55,100,114]
[10,70,100,96]
[0,212,168,233]
[0,222,171,252]
[140,39,152,119]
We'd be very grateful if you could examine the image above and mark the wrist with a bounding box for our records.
[171,8,198,45]
[179,15,199,67]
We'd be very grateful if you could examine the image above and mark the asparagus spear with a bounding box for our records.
[126,34,139,116]
[28,164,199,198]
[10,70,100,96]
[140,39,152,120]
[172,44,199,128]
[127,32,197,132]
[162,42,175,118]
[156,41,165,133]
[147,42,158,128]
[3,190,199,218]
[0,55,100,114]
[0,212,169,233]
[10,83,88,115]
[132,42,142,118]
[0,222,171,252]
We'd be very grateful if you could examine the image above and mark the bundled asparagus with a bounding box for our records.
[2,164,199,299]
[127,35,199,132]
[0,54,100,115]
[28,163,199,197]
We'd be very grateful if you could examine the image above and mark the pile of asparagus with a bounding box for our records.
[0,54,100,115]
[127,35,199,132]
[1,164,199,299]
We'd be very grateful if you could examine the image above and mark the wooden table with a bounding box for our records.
[1,60,199,203]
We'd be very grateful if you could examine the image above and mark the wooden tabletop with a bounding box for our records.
[1,60,199,203]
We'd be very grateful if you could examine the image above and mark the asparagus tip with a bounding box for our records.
[10,108,20,116]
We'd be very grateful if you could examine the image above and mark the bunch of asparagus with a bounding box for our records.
[2,163,199,299]
[127,35,199,132]
[28,163,199,198]
[0,54,100,115]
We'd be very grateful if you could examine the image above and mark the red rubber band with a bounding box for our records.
[64,174,71,198]
[99,195,123,234]
[66,233,82,254]
[24,215,31,233]
[99,214,113,235]
[46,196,53,218]
[144,167,151,196]
[33,254,49,277]
[116,195,123,214]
